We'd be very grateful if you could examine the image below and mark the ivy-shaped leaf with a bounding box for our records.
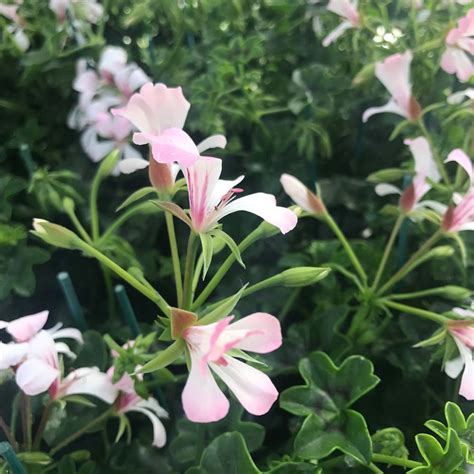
[425,402,473,464]
[186,432,260,474]
[280,351,379,464]
[170,403,264,469]
[409,429,465,474]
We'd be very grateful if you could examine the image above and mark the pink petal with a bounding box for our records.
[98,46,128,78]
[211,356,278,416]
[61,368,119,403]
[327,0,360,25]
[280,174,315,213]
[197,134,227,153]
[216,192,298,234]
[208,176,245,210]
[229,313,282,353]
[362,98,408,122]
[0,310,49,342]
[182,349,229,423]
[460,356,474,400]
[445,149,473,182]
[441,47,474,82]
[16,359,59,396]
[322,21,353,47]
[404,137,440,183]
[127,404,167,447]
[80,127,116,163]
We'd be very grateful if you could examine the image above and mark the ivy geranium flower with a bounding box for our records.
[0,1,29,51]
[441,149,474,233]
[322,0,361,47]
[363,51,422,123]
[375,137,442,214]
[108,368,168,448]
[112,82,226,174]
[181,313,282,423]
[441,8,474,83]
[445,308,474,400]
[184,156,297,234]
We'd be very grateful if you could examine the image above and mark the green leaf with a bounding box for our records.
[186,432,261,474]
[212,229,245,268]
[63,395,97,408]
[367,168,408,183]
[409,429,465,474]
[116,187,156,211]
[139,339,186,374]
[280,352,380,417]
[152,201,192,227]
[372,427,409,459]
[294,410,372,464]
[198,285,247,325]
[199,232,215,279]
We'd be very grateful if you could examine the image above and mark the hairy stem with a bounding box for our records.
[372,453,422,469]
[182,232,198,310]
[165,213,183,306]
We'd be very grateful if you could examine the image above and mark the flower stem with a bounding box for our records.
[0,417,18,451]
[77,241,169,316]
[21,393,32,451]
[324,211,367,283]
[371,214,404,291]
[165,213,183,306]
[64,207,93,244]
[382,300,449,325]
[191,226,263,310]
[89,170,102,241]
[417,118,451,185]
[182,232,198,310]
[32,403,52,450]
[49,409,113,456]
[377,231,441,296]
[372,453,422,469]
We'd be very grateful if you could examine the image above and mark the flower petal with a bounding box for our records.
[362,99,407,123]
[280,174,318,214]
[322,21,353,47]
[16,359,59,396]
[211,356,278,416]
[404,137,440,184]
[0,310,49,342]
[182,349,229,423]
[197,134,227,153]
[445,149,473,182]
[117,157,149,174]
[375,183,402,196]
[216,193,297,234]
[229,313,282,354]
[147,128,200,167]
[50,327,83,344]
[0,342,29,370]
[62,368,119,403]
[127,405,167,447]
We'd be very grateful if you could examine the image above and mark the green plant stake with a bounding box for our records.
[0,442,27,474]
[115,284,140,338]
[57,272,88,331]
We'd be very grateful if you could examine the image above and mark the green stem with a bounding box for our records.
[165,213,183,306]
[49,409,112,456]
[182,232,198,310]
[372,453,422,469]
[65,207,93,244]
[417,119,451,185]
[99,202,152,243]
[77,241,169,316]
[0,417,17,451]
[191,226,266,310]
[372,215,404,290]
[382,300,449,325]
[89,171,102,241]
[324,212,367,283]
[347,304,371,339]
[388,287,455,301]
[368,463,383,474]
[101,265,116,321]
[21,393,32,451]
[377,231,441,296]
[32,403,52,450]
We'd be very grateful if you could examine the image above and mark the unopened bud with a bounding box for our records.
[440,286,471,301]
[97,149,120,178]
[31,219,81,249]
[280,267,331,287]
[427,246,455,258]
[367,168,406,183]
[149,157,174,194]
[352,63,375,86]
[62,197,75,214]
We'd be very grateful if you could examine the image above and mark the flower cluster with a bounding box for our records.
[68,46,150,171]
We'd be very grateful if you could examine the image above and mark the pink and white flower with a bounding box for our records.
[441,9,474,83]
[322,0,361,47]
[112,82,226,173]
[445,307,474,400]
[447,88,474,105]
[49,0,103,24]
[109,369,168,448]
[184,156,297,234]
[182,313,282,423]
[442,149,474,233]
[362,51,422,123]
[0,1,29,51]
[374,137,442,214]
[280,174,326,215]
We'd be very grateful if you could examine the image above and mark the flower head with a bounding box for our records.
[0,1,29,51]
[374,137,441,214]
[280,173,326,215]
[363,51,421,123]
[182,313,282,423]
[322,0,360,47]
[184,156,297,234]
[441,9,474,82]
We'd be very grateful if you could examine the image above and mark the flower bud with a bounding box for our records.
[439,286,471,301]
[97,149,120,179]
[280,267,331,287]
[352,63,375,86]
[149,157,175,194]
[427,246,455,258]
[367,168,406,184]
[31,219,81,249]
